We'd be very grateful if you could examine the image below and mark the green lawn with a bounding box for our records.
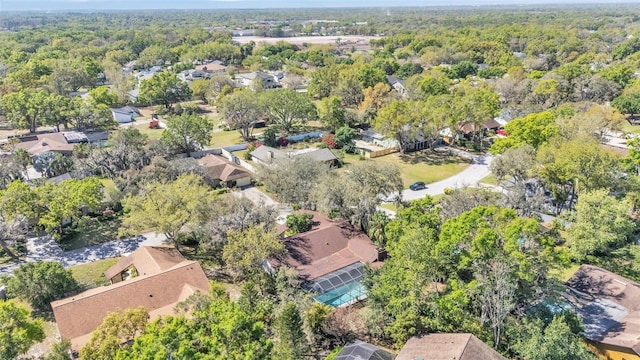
[372,151,472,187]
[59,216,123,251]
[133,123,164,140]
[479,173,498,186]
[210,129,246,147]
[619,120,640,135]
[70,257,122,289]
[550,263,580,282]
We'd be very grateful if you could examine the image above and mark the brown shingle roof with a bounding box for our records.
[272,211,379,280]
[197,154,251,182]
[13,133,74,156]
[566,265,640,353]
[396,334,505,360]
[104,246,184,281]
[51,257,209,351]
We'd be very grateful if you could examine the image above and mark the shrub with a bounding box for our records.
[277,137,290,147]
[322,133,336,148]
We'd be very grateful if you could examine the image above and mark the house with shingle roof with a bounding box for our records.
[334,340,395,360]
[250,145,338,167]
[396,333,505,360]
[51,246,209,351]
[13,132,81,157]
[565,265,640,360]
[268,211,383,307]
[196,154,252,188]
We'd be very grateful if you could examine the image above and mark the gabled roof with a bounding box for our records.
[196,154,251,182]
[565,265,640,353]
[52,247,209,351]
[250,145,288,163]
[251,146,337,164]
[396,334,505,360]
[13,133,75,156]
[297,148,338,162]
[104,246,184,280]
[271,212,379,281]
[335,340,396,360]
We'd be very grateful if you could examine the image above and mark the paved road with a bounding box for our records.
[402,152,493,201]
[0,232,167,276]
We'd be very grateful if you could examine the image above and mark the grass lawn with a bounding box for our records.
[619,120,640,135]
[373,151,472,187]
[133,122,164,141]
[210,129,246,147]
[59,216,123,251]
[380,202,398,213]
[550,263,580,282]
[70,257,121,289]
[479,173,498,186]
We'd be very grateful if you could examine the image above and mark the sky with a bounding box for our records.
[0,0,628,11]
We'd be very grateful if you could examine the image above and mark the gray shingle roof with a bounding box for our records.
[335,340,395,360]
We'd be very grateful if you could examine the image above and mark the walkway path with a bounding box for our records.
[0,232,167,276]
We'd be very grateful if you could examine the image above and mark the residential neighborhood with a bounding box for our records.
[2,3,640,360]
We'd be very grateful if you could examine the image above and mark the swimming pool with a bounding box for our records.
[315,281,367,307]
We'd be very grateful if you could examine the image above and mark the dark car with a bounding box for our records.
[409,181,426,191]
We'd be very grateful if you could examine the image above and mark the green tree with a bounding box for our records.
[308,66,339,99]
[45,339,72,360]
[448,60,478,79]
[221,89,264,141]
[566,189,635,260]
[38,178,104,238]
[319,96,346,130]
[1,89,50,133]
[261,89,317,132]
[537,137,622,213]
[285,213,314,234]
[356,64,387,89]
[222,226,286,281]
[161,113,212,156]
[334,126,358,152]
[490,111,559,154]
[80,307,149,360]
[612,92,640,116]
[274,302,309,359]
[118,293,272,360]
[122,173,211,251]
[0,300,45,359]
[88,85,119,107]
[6,261,79,312]
[189,78,210,103]
[513,316,598,360]
[138,71,191,111]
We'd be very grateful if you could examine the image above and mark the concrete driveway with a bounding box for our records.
[402,153,493,201]
[233,186,292,224]
[0,232,167,276]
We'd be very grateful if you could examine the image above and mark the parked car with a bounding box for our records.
[409,181,426,191]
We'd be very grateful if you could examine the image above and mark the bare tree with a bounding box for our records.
[476,260,516,349]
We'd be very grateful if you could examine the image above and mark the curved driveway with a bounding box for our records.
[401,152,493,201]
[0,232,167,276]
